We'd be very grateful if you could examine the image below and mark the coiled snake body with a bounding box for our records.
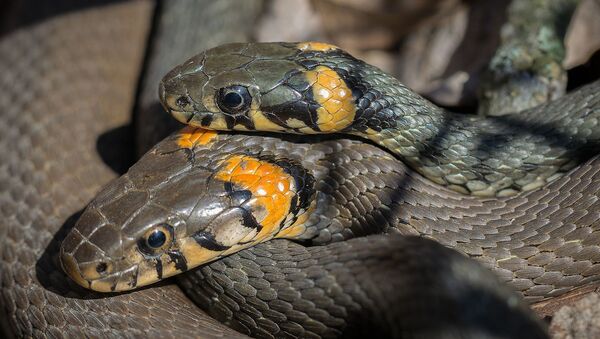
[155,41,600,300]
[62,41,600,338]
[1,2,598,338]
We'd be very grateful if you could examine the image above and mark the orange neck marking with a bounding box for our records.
[177,126,218,148]
[305,65,356,132]
[214,155,297,240]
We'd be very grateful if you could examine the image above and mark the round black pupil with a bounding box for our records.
[223,91,243,108]
[147,230,166,248]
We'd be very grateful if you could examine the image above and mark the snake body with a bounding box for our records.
[0,2,597,338]
[154,42,600,300]
[160,42,600,197]
[57,14,600,339]
[0,2,545,338]
[60,128,547,337]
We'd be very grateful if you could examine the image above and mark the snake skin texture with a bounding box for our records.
[0,2,248,337]
[181,235,547,339]
[66,125,600,304]
[158,42,600,301]
[1,1,536,338]
[60,129,547,337]
[0,1,593,338]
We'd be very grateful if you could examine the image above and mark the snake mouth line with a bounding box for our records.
[170,109,215,127]
[169,109,194,124]
[61,253,142,292]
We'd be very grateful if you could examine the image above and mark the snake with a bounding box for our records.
[0,1,545,338]
[59,128,549,338]
[151,41,600,298]
[159,42,600,198]
[57,36,600,339]
[0,1,593,338]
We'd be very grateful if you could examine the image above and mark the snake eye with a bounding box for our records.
[147,230,166,248]
[138,223,174,256]
[216,85,251,115]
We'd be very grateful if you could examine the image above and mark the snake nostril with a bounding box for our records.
[96,262,108,274]
[176,96,190,108]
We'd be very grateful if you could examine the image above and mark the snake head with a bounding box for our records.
[60,128,314,292]
[160,41,367,134]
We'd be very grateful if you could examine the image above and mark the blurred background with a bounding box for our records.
[2,0,599,112]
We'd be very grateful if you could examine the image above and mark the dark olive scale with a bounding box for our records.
[167,250,188,271]
[239,208,261,231]
[127,268,138,289]
[260,69,320,131]
[223,181,253,206]
[155,258,163,280]
[200,114,213,127]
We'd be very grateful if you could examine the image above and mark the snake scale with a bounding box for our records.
[0,1,598,338]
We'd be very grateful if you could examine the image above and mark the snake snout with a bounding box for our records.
[60,202,131,291]
[159,77,199,126]
[60,228,117,290]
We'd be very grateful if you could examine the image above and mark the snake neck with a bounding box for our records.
[330,55,600,196]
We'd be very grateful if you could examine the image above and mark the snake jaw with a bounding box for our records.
[170,109,194,125]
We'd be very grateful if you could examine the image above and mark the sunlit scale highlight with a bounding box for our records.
[297,41,340,52]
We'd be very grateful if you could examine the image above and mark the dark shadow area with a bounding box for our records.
[129,0,172,157]
[442,0,511,111]
[342,261,549,338]
[0,0,128,37]
[478,114,599,165]
[35,209,171,299]
[96,124,137,175]
[134,101,186,157]
[568,49,600,91]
